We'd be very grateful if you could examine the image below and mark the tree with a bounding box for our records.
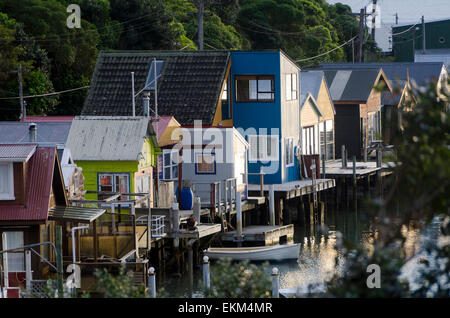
[325,81,450,297]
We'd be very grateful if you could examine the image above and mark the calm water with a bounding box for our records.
[160,202,437,297]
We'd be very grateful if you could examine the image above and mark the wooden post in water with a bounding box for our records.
[272,267,279,298]
[202,256,210,290]
[269,185,275,226]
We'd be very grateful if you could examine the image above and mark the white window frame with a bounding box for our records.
[285,74,297,101]
[0,162,15,200]
[285,137,294,167]
[248,135,279,161]
[2,231,24,272]
[161,149,178,181]
[98,173,130,201]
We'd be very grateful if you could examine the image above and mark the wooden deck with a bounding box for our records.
[167,223,222,239]
[221,225,294,246]
[323,160,394,178]
[248,179,335,199]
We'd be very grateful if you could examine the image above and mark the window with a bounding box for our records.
[285,74,297,101]
[195,153,216,174]
[248,135,279,161]
[146,60,164,90]
[236,75,275,102]
[2,231,24,272]
[98,173,129,200]
[285,137,294,166]
[319,120,334,160]
[221,76,232,120]
[0,162,14,200]
[302,126,317,155]
[162,150,178,180]
[368,111,381,144]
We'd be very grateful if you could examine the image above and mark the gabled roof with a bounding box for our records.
[0,144,36,162]
[300,93,323,117]
[81,51,230,126]
[0,147,67,223]
[0,122,72,145]
[318,68,390,102]
[300,71,324,103]
[66,116,157,161]
[318,62,446,89]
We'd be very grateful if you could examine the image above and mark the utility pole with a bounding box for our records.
[371,0,377,41]
[395,13,398,25]
[153,58,159,207]
[422,15,426,54]
[18,64,25,122]
[197,0,204,50]
[412,26,416,58]
[357,8,365,63]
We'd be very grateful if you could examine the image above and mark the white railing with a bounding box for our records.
[151,215,166,238]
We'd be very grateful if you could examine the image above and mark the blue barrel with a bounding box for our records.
[180,187,194,210]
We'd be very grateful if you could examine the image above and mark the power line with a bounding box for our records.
[0,85,89,100]
[295,35,358,62]
[391,21,421,36]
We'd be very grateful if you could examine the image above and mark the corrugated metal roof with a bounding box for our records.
[66,116,155,161]
[320,68,382,102]
[0,122,72,145]
[0,148,56,222]
[318,62,446,89]
[0,144,36,162]
[48,206,106,223]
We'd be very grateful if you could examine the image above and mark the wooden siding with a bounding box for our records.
[301,99,321,127]
[316,78,335,121]
[212,61,233,127]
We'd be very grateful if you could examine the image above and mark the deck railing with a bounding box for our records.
[192,178,238,216]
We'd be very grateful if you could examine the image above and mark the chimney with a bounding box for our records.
[29,123,37,142]
[143,92,150,117]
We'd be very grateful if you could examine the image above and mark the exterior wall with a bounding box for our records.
[301,99,321,126]
[212,61,233,127]
[394,19,450,62]
[74,160,138,201]
[334,104,361,159]
[280,53,300,183]
[317,79,335,121]
[231,51,283,184]
[1,162,27,206]
[180,128,248,201]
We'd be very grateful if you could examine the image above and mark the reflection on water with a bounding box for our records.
[161,205,437,297]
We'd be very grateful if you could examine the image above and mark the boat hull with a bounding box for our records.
[204,244,300,261]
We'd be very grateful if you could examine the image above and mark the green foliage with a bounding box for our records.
[325,82,450,298]
[93,267,147,298]
[205,259,272,298]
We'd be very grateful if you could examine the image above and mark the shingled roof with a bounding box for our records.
[81,51,230,126]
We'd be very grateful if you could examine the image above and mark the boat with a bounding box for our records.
[203,243,300,262]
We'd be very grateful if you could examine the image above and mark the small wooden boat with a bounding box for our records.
[204,243,300,262]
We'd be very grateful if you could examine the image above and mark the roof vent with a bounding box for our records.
[29,123,37,142]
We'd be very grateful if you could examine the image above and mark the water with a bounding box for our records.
[160,203,435,297]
